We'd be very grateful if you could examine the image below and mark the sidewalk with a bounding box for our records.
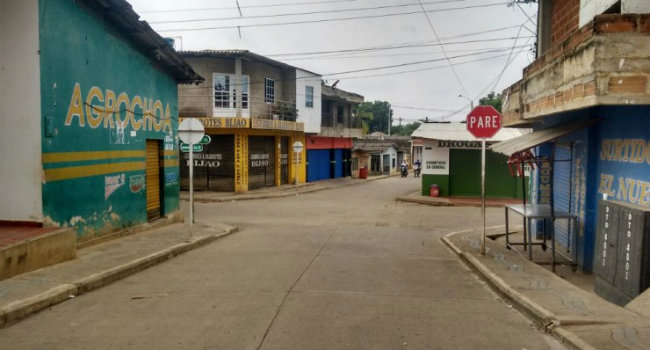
[181,174,393,203]
[442,227,650,350]
[0,221,237,328]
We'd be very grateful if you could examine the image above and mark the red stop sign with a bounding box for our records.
[466,105,502,138]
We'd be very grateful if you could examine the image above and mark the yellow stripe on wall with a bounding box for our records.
[161,150,178,157]
[164,159,179,167]
[43,150,146,163]
[44,161,145,182]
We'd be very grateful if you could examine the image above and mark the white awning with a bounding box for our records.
[490,120,600,156]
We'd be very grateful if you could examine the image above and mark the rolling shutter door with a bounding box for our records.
[553,145,572,248]
[179,135,235,192]
[146,140,161,221]
[281,137,289,184]
[306,149,331,182]
[249,136,275,190]
[334,149,343,178]
[307,150,318,182]
[206,135,235,191]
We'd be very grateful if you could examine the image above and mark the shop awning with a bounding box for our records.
[490,119,600,156]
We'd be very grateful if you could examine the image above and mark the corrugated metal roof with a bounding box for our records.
[411,122,530,142]
[490,119,600,156]
[180,50,321,77]
[322,85,364,103]
[77,0,203,84]
[353,140,396,153]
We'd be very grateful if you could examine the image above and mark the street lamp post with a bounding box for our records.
[458,94,474,110]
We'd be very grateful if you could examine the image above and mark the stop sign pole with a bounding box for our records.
[178,118,205,237]
[466,106,502,255]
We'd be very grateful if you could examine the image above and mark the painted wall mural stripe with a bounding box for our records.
[44,161,145,181]
[43,150,146,163]
[163,159,179,167]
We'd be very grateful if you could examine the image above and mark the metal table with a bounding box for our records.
[504,204,578,272]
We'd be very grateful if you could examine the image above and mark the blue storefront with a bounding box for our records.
[306,136,352,182]
[524,106,650,272]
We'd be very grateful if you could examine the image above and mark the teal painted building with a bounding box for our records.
[1,0,202,241]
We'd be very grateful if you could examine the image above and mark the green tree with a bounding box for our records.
[355,101,393,134]
[478,91,503,112]
[391,122,422,136]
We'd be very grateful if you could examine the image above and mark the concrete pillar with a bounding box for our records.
[235,58,243,118]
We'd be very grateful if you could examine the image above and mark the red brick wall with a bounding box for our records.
[550,0,580,46]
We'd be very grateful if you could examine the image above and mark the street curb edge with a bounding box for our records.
[440,231,598,350]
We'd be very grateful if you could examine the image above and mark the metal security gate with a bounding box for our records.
[145,140,161,221]
[180,135,235,192]
[307,149,330,182]
[281,137,289,184]
[249,136,275,190]
[334,149,344,178]
[343,149,352,177]
[553,144,572,248]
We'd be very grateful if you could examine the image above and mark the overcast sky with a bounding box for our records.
[127,0,538,123]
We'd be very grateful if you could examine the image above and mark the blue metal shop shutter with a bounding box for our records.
[334,149,344,178]
[308,150,331,181]
[553,145,572,248]
[318,150,331,180]
[307,150,319,182]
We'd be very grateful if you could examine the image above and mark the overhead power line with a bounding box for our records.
[148,1,492,24]
[138,0,390,14]
[266,23,525,57]
[279,45,529,61]
[416,0,469,97]
[265,35,535,58]
[154,2,509,32]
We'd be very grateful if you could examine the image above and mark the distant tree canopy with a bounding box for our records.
[478,91,503,112]
[391,122,421,136]
[355,101,392,134]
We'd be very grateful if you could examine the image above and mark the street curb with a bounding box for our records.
[0,225,238,329]
[440,231,598,350]
[395,196,515,207]
[192,176,394,203]
[0,283,78,328]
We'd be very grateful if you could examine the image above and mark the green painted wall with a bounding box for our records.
[39,0,180,238]
[421,175,449,197]
[421,151,529,200]
[449,149,522,198]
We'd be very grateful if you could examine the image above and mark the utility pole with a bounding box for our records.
[388,106,392,136]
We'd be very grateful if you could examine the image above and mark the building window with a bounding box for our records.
[242,76,249,109]
[352,158,358,171]
[337,105,344,123]
[213,73,249,110]
[214,74,230,108]
[305,86,313,108]
[264,78,275,103]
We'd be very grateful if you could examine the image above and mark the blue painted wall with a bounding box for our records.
[530,106,650,271]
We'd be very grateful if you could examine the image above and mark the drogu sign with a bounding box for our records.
[64,83,173,133]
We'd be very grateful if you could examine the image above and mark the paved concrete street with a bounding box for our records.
[0,177,566,349]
